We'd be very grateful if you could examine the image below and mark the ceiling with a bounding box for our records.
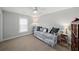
[1,7,72,16]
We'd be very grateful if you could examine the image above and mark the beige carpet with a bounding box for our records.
[0,35,70,51]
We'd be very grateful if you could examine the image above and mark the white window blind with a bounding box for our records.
[19,18,28,33]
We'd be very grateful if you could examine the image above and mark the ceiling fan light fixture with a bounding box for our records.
[33,10,37,13]
[33,7,38,14]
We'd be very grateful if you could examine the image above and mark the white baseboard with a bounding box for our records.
[3,33,32,42]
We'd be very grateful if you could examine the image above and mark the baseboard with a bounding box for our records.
[3,33,32,41]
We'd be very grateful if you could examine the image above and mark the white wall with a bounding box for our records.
[38,8,79,27]
[3,11,32,40]
[0,8,3,42]
[38,7,79,44]
[2,7,79,43]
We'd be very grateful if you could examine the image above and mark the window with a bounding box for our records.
[19,18,28,33]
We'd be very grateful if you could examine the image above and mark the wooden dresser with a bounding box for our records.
[71,18,79,51]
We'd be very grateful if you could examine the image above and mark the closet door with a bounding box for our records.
[0,13,1,40]
[0,9,3,42]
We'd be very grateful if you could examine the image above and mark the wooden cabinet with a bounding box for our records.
[58,34,68,48]
[71,18,79,51]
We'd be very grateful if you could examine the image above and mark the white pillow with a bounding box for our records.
[43,29,46,32]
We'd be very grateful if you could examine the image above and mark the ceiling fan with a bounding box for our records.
[33,7,38,14]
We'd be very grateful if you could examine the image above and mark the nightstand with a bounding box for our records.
[57,33,69,48]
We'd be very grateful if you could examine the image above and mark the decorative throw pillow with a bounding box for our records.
[45,28,48,32]
[37,26,42,31]
[49,27,54,34]
[40,27,44,32]
[49,27,59,34]
[54,28,59,33]
[40,28,43,32]
[43,29,47,32]
[43,28,48,33]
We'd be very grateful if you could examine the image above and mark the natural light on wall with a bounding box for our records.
[19,18,28,33]
[32,15,39,26]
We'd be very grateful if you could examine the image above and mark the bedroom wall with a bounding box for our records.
[0,8,3,42]
[3,11,32,40]
[38,7,79,44]
[38,7,79,27]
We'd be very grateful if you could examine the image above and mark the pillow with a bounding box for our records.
[40,28,43,32]
[49,27,54,34]
[43,28,48,33]
[37,26,42,31]
[43,29,47,32]
[49,27,59,34]
[54,28,59,33]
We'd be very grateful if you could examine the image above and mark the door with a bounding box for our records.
[0,10,2,41]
